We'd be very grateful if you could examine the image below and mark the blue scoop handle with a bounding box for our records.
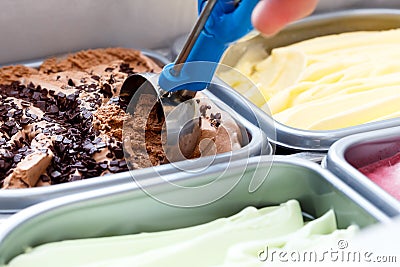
[159,0,258,92]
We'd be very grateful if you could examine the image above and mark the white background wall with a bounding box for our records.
[1,0,399,65]
[0,0,197,65]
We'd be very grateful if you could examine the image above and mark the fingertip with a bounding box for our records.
[251,0,281,36]
[252,0,319,36]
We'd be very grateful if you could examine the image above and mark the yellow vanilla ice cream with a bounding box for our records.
[219,29,400,130]
[4,200,358,267]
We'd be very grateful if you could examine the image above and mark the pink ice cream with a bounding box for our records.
[358,152,400,200]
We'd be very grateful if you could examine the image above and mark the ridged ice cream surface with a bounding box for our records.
[4,200,358,267]
[220,29,400,130]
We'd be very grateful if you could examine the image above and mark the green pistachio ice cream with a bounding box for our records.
[4,200,357,267]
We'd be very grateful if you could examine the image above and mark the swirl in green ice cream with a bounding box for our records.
[5,200,358,267]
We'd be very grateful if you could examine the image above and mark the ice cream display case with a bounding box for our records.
[0,156,389,265]
[216,9,400,152]
[325,126,400,217]
[0,48,270,214]
[0,1,400,262]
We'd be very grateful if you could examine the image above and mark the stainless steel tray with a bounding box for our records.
[217,9,400,152]
[325,126,400,217]
[0,51,270,214]
[0,156,389,264]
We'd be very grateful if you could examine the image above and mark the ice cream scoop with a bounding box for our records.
[120,0,257,162]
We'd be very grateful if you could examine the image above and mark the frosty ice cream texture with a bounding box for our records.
[0,48,242,189]
[0,48,159,189]
[4,200,358,267]
[358,152,400,201]
[220,29,400,130]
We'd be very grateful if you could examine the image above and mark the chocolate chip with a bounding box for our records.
[113,147,124,159]
[4,120,16,128]
[101,83,112,97]
[39,94,49,102]
[88,83,97,89]
[13,154,23,163]
[63,138,72,145]
[120,63,129,69]
[1,150,14,159]
[91,75,100,81]
[42,115,52,122]
[89,147,98,155]
[83,143,95,151]
[57,92,66,99]
[50,171,61,179]
[55,135,64,143]
[6,111,14,118]
[99,163,108,169]
[199,104,211,117]
[0,58,139,185]
[119,63,135,75]
[77,166,88,172]
[32,92,41,101]
[36,101,46,111]
[108,74,116,84]
[83,110,92,120]
[66,94,76,102]
[26,82,35,89]
[72,162,84,168]
[46,105,59,114]
[119,160,127,168]
[8,90,18,97]
[105,67,114,72]
[18,147,27,153]
[10,127,18,136]
[14,109,23,118]
[110,160,119,166]
[69,174,82,182]
[109,166,120,173]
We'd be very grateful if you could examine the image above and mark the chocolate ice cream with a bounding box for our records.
[0,48,243,189]
[122,92,243,169]
[0,48,161,189]
[39,48,160,74]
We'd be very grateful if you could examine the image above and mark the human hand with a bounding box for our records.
[252,0,318,35]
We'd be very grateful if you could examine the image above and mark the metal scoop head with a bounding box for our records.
[120,0,258,164]
[120,73,201,162]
